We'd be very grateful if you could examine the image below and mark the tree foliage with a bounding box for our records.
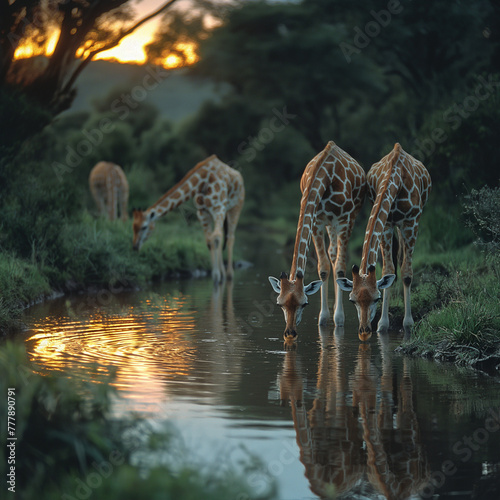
[0,0,178,115]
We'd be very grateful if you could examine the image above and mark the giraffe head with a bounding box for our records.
[132,209,156,251]
[337,265,395,341]
[268,271,323,340]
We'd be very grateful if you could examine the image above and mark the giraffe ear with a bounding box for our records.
[337,277,353,292]
[268,276,281,294]
[377,274,396,290]
[304,280,322,295]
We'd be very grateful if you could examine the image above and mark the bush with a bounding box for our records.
[463,184,500,254]
[0,253,51,330]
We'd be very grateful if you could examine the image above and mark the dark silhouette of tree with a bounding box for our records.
[1,0,179,114]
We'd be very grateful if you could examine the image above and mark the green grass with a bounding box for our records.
[0,253,52,330]
[399,253,500,365]
[58,211,211,286]
[0,210,213,333]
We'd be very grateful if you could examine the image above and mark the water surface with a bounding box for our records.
[20,253,500,499]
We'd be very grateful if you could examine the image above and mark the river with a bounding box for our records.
[18,238,500,500]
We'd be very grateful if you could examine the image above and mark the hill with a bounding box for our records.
[64,60,229,123]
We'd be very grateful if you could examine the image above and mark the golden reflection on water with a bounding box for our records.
[24,282,246,415]
[25,292,198,413]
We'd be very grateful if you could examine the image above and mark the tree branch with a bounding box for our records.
[61,0,179,96]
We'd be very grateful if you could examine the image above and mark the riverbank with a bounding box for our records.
[0,212,211,333]
[393,249,500,376]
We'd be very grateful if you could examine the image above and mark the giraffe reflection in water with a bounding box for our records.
[199,280,246,394]
[280,328,429,499]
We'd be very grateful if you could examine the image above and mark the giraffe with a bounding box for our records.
[132,155,245,283]
[89,161,129,221]
[269,141,366,341]
[337,143,432,340]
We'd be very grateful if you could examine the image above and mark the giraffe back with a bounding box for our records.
[291,141,366,278]
[361,143,431,272]
[367,144,431,225]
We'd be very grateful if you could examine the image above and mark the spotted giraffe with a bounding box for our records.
[269,141,366,341]
[132,155,245,283]
[337,143,432,340]
[89,161,129,221]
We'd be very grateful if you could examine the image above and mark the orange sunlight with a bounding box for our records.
[14,22,198,69]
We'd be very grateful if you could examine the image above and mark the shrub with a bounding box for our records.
[463,184,500,255]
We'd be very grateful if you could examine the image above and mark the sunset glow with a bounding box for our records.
[14,30,59,59]
[13,25,198,69]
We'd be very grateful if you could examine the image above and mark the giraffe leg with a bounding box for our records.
[328,223,350,328]
[120,184,129,221]
[107,172,116,221]
[197,209,219,280]
[312,224,330,326]
[209,211,226,284]
[377,225,396,332]
[95,190,107,217]
[225,202,243,280]
[400,221,420,334]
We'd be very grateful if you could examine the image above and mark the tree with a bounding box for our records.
[1,0,178,114]
[190,1,384,153]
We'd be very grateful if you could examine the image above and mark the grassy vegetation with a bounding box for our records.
[0,342,276,500]
[396,249,500,372]
[0,210,211,332]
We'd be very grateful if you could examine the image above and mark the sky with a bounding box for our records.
[95,0,174,64]
[13,0,197,66]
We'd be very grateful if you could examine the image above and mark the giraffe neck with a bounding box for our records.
[360,148,403,274]
[145,155,216,220]
[148,182,196,218]
[290,145,333,279]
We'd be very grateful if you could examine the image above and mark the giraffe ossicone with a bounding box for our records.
[337,142,431,341]
[269,141,367,341]
[132,155,245,284]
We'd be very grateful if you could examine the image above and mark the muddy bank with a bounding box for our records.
[396,340,500,376]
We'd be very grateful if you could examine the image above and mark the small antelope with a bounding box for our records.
[132,155,244,283]
[337,143,432,340]
[89,161,129,221]
[269,141,366,341]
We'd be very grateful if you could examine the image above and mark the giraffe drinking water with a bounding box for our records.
[269,141,366,341]
[337,143,432,341]
[132,155,245,284]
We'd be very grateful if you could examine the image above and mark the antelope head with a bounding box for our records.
[268,271,322,341]
[132,209,156,251]
[337,265,395,341]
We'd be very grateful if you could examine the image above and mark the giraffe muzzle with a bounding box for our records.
[284,329,297,340]
[358,325,372,342]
